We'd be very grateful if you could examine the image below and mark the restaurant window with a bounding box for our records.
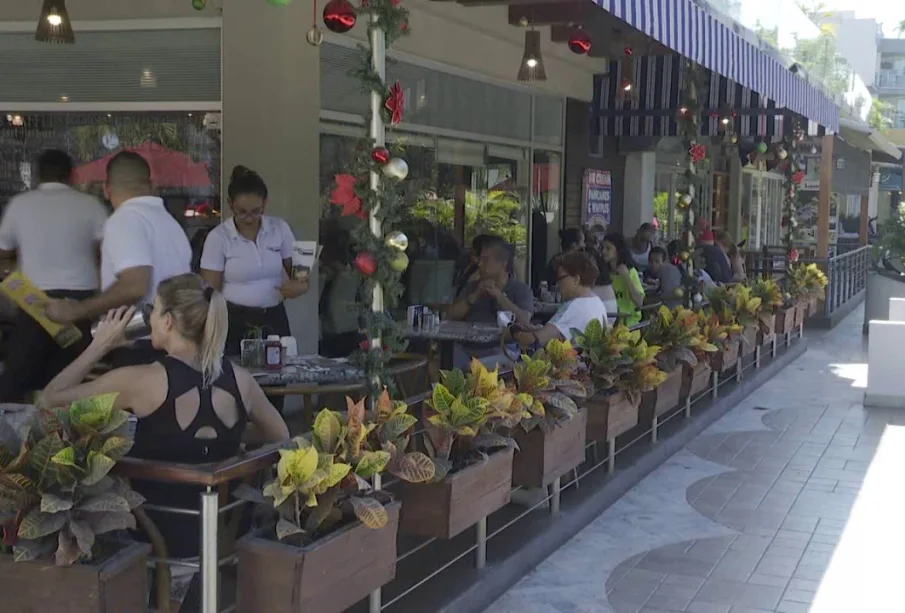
[0,112,222,237]
[740,170,783,249]
[530,151,562,290]
[319,132,530,310]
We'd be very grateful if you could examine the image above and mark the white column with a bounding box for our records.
[622,151,656,234]
[221,1,321,354]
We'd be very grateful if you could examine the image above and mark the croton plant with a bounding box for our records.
[0,394,144,565]
[643,306,717,372]
[509,339,590,434]
[255,394,434,542]
[423,360,522,482]
[573,320,668,406]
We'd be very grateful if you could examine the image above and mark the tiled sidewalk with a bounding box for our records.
[485,306,901,613]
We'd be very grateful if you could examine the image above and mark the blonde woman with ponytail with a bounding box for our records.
[41,273,289,599]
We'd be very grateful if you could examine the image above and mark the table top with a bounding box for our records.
[249,355,365,387]
[402,320,502,344]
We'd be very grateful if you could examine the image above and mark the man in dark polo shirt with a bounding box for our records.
[446,236,534,368]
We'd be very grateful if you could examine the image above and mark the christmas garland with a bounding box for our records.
[675,60,710,305]
[780,120,806,264]
[326,0,412,399]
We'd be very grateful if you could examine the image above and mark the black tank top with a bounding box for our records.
[131,355,248,465]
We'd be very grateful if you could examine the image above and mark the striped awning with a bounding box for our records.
[594,56,801,138]
[593,0,839,132]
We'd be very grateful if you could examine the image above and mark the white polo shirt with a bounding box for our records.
[101,196,191,304]
[0,183,108,291]
[200,216,294,308]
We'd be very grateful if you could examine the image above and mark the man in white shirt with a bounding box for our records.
[45,151,191,366]
[0,150,108,401]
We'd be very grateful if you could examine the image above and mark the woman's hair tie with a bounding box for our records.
[204,286,214,301]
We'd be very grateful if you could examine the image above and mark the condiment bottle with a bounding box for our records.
[264,334,283,370]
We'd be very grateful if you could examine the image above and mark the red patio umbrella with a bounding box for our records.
[73,141,211,188]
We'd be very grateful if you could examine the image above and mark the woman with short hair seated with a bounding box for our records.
[40,273,290,608]
[508,250,609,349]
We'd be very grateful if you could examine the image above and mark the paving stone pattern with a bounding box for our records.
[485,307,892,613]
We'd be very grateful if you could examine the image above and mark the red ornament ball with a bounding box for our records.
[788,248,800,263]
[568,30,591,55]
[371,146,391,165]
[323,0,356,34]
[354,252,377,277]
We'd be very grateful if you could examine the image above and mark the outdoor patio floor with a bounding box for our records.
[485,305,903,613]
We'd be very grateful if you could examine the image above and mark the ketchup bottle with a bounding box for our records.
[264,335,283,370]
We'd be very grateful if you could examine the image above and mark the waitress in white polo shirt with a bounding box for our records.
[200,166,309,357]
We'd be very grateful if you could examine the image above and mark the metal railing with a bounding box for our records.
[878,71,905,90]
[806,246,870,318]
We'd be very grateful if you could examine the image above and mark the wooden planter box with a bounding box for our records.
[639,367,683,426]
[237,501,401,613]
[584,391,639,443]
[710,340,740,374]
[400,448,513,539]
[740,325,758,357]
[681,362,712,401]
[512,410,587,489]
[808,296,819,316]
[757,313,776,346]
[774,305,796,335]
[0,542,150,613]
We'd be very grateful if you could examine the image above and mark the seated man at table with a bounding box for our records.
[446,236,534,368]
[648,246,684,305]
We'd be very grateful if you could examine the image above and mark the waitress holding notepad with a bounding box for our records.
[199,166,309,357]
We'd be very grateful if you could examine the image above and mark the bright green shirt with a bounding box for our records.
[611,267,644,325]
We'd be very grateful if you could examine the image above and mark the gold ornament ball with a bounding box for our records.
[675,288,685,298]
[306,26,324,46]
[681,193,693,205]
[390,252,410,272]
[693,292,703,304]
[382,158,409,181]
[680,251,690,261]
[385,230,409,252]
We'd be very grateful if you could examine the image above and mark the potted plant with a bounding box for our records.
[574,321,667,445]
[0,395,150,613]
[750,277,782,346]
[237,395,432,613]
[802,263,829,316]
[699,311,742,374]
[730,284,763,357]
[508,340,590,489]
[399,361,518,539]
[643,306,717,416]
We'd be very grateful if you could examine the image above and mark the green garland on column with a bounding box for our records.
[327,0,411,398]
[780,121,806,264]
[675,60,709,304]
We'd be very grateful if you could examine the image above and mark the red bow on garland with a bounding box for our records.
[385,82,404,125]
[791,171,805,185]
[788,247,800,262]
[330,174,366,219]
[689,144,707,164]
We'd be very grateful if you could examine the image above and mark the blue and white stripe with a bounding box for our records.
[593,0,839,131]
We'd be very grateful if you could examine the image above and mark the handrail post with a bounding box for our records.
[200,488,219,613]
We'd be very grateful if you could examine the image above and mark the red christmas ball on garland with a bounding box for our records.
[354,252,378,277]
[371,146,391,165]
[788,247,799,263]
[323,0,356,34]
[568,29,591,55]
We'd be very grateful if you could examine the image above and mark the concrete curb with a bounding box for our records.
[439,338,809,613]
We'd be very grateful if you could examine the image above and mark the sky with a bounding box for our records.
[820,0,905,37]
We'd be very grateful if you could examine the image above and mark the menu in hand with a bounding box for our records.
[0,271,82,348]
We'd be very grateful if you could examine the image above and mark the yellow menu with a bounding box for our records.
[0,271,83,348]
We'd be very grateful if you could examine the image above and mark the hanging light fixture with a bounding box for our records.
[35,0,74,44]
[517,23,546,82]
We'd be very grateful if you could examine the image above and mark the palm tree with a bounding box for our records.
[898,20,905,37]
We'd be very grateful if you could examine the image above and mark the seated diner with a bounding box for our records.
[39,273,290,607]
[601,232,645,325]
[509,251,609,348]
[446,236,534,368]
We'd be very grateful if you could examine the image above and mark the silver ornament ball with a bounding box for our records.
[385,230,409,252]
[382,157,409,181]
[306,26,324,46]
